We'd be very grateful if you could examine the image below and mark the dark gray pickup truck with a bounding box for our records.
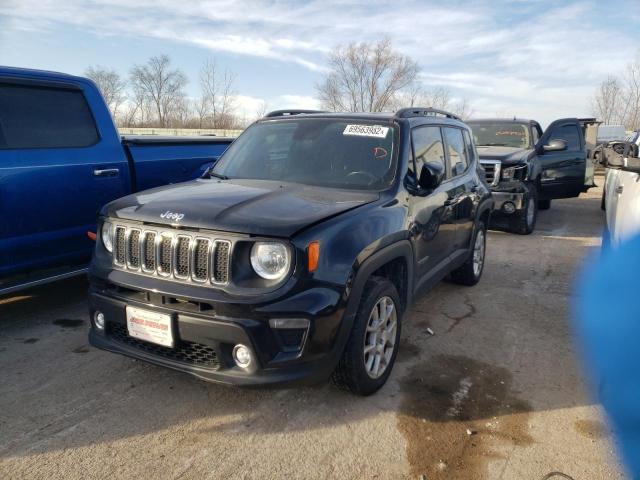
[467,118,599,234]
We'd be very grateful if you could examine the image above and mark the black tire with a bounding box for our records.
[332,276,402,396]
[511,183,538,235]
[538,199,551,210]
[451,222,487,286]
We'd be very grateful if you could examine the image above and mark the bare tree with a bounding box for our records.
[130,55,188,127]
[255,100,268,119]
[85,65,127,117]
[200,59,238,128]
[194,96,209,129]
[622,54,640,130]
[316,38,419,112]
[170,96,193,128]
[451,98,474,120]
[592,76,623,125]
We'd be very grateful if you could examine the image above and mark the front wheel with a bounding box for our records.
[451,222,487,286]
[511,183,538,235]
[332,277,402,396]
[538,199,551,210]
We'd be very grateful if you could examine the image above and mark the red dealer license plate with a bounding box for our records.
[126,307,174,348]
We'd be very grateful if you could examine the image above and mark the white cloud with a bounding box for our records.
[1,0,637,125]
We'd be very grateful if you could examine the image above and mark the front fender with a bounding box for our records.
[293,199,408,288]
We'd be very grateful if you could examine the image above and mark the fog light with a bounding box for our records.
[94,311,105,330]
[232,344,252,368]
[502,202,516,214]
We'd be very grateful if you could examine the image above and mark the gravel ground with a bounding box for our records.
[0,180,626,479]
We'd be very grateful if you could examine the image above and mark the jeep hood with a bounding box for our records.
[103,178,379,237]
[476,146,533,165]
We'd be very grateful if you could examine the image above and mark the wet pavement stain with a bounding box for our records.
[22,338,39,344]
[72,346,90,354]
[397,341,421,363]
[52,319,84,328]
[398,355,533,480]
[444,296,476,333]
[575,419,608,439]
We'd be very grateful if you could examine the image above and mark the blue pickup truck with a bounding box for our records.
[0,66,233,294]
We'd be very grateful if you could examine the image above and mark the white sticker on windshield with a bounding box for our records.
[343,124,389,138]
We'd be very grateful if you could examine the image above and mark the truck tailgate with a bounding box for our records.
[122,135,233,192]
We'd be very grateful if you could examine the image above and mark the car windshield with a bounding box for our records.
[211,118,397,190]
[468,122,532,149]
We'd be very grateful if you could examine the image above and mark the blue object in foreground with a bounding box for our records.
[575,234,640,478]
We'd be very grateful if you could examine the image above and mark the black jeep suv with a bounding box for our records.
[88,108,493,395]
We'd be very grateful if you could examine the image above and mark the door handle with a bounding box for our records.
[615,185,624,194]
[93,168,119,177]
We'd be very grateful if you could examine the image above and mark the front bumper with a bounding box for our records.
[492,191,525,213]
[88,275,352,387]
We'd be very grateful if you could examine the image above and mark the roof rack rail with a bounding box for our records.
[394,107,462,122]
[264,109,327,118]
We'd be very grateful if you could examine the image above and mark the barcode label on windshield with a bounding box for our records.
[343,124,389,138]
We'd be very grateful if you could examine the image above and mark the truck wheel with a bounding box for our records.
[332,276,402,396]
[538,199,551,210]
[511,183,538,235]
[451,222,487,286]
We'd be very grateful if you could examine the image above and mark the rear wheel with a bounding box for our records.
[332,277,402,396]
[511,183,538,235]
[451,222,487,286]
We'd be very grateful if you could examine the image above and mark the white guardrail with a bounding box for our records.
[118,127,243,138]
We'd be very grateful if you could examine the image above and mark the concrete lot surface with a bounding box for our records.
[0,182,626,479]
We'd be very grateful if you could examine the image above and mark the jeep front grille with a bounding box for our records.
[480,160,501,187]
[113,224,232,286]
[142,232,156,271]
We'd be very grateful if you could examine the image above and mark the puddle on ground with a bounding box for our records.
[575,419,608,439]
[398,354,533,480]
[52,319,84,328]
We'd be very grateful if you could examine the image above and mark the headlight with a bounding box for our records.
[101,221,113,253]
[502,166,517,180]
[250,242,290,280]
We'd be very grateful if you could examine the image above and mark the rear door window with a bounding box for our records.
[0,83,99,149]
[443,127,469,177]
[411,126,446,179]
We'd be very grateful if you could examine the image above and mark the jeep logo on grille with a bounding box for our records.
[160,210,185,222]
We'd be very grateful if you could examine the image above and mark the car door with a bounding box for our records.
[407,125,458,280]
[0,79,130,277]
[537,118,586,199]
[443,127,477,254]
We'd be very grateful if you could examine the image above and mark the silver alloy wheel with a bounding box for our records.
[473,229,485,277]
[363,296,397,379]
[526,196,536,226]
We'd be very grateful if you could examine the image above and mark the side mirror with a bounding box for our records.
[418,162,445,190]
[543,139,567,152]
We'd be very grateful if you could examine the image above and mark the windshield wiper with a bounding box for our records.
[207,171,229,180]
[480,142,509,147]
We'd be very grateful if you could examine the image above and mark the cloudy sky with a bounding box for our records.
[1,0,638,126]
